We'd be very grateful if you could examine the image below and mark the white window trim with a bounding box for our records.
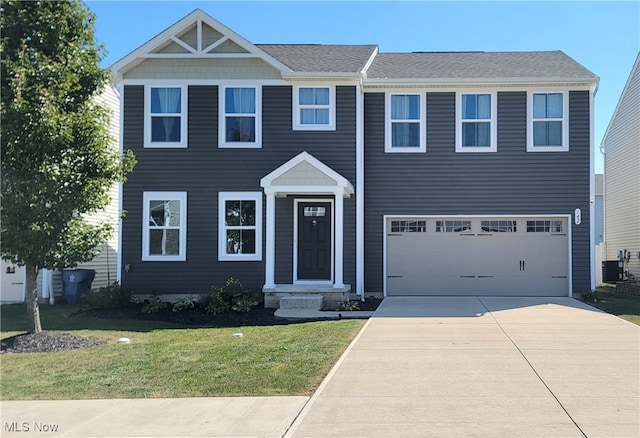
[292,85,336,131]
[385,92,427,153]
[455,91,497,153]
[142,191,187,261]
[218,192,263,261]
[219,85,262,148]
[527,90,569,152]
[144,85,188,148]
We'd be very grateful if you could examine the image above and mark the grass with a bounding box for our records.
[0,304,364,400]
[583,286,640,325]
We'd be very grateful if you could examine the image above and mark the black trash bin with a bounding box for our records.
[62,269,96,304]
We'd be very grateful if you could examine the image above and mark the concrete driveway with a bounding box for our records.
[286,297,640,438]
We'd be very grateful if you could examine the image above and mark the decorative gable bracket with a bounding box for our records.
[112,9,291,78]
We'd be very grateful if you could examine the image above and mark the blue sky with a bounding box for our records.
[87,1,640,173]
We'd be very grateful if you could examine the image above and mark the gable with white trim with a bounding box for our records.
[113,9,291,81]
[261,152,354,197]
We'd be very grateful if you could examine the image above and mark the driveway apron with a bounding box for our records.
[285,297,640,438]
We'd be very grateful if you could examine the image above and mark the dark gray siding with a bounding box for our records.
[364,91,591,293]
[121,85,357,295]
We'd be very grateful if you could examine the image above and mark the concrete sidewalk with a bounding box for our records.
[2,297,639,437]
[1,397,308,437]
[286,297,640,438]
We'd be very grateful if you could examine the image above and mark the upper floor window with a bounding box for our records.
[145,86,187,148]
[218,192,263,261]
[220,86,262,148]
[456,92,496,152]
[142,192,187,261]
[528,92,568,152]
[386,93,426,153]
[293,86,335,130]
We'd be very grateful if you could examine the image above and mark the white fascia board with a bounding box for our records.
[363,77,598,88]
[361,46,379,77]
[282,72,362,81]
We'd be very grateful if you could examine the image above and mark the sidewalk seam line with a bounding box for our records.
[476,297,588,438]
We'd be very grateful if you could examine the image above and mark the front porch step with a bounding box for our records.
[279,294,323,310]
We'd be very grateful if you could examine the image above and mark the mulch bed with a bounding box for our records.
[1,331,106,354]
[1,298,382,355]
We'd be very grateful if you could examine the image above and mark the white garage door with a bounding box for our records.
[386,217,569,296]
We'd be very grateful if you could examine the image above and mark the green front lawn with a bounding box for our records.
[583,287,640,326]
[0,304,364,400]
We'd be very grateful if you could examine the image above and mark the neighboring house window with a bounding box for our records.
[145,86,187,148]
[456,92,497,152]
[142,192,187,261]
[528,91,569,152]
[219,86,262,148]
[385,93,426,152]
[293,86,335,130]
[218,192,262,261]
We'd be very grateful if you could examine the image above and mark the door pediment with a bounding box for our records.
[261,152,354,197]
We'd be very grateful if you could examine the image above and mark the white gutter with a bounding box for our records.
[356,75,365,300]
[363,77,599,86]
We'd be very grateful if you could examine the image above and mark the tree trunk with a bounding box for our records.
[25,263,42,333]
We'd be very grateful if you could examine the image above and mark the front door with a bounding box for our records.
[297,202,332,280]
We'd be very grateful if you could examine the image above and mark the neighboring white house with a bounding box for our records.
[601,52,640,281]
[0,84,121,304]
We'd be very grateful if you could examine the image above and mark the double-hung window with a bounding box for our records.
[528,92,568,151]
[456,92,497,152]
[218,192,262,261]
[220,86,262,148]
[142,192,187,261]
[386,93,425,152]
[293,86,335,130]
[145,86,187,148]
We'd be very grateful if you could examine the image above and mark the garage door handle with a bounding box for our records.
[387,275,403,278]
[552,276,567,279]
[519,260,526,271]
[460,275,475,278]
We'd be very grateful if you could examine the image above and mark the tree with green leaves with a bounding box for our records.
[1,0,136,333]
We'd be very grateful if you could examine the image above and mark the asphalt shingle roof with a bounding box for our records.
[257,45,596,81]
[257,44,378,73]
[365,50,598,80]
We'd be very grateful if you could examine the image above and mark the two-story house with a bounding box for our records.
[112,10,598,308]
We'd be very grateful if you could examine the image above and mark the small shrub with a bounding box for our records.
[203,278,261,314]
[172,297,196,312]
[337,300,360,311]
[82,283,135,309]
[203,285,231,315]
[141,295,168,314]
[581,290,600,302]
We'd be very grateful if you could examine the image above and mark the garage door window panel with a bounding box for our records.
[481,220,517,233]
[527,220,563,233]
[391,220,426,233]
[436,220,472,233]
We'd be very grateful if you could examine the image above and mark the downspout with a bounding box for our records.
[589,80,599,292]
[116,81,124,286]
[356,75,365,300]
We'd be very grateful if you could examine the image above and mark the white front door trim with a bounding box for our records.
[293,198,335,285]
[261,152,353,290]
